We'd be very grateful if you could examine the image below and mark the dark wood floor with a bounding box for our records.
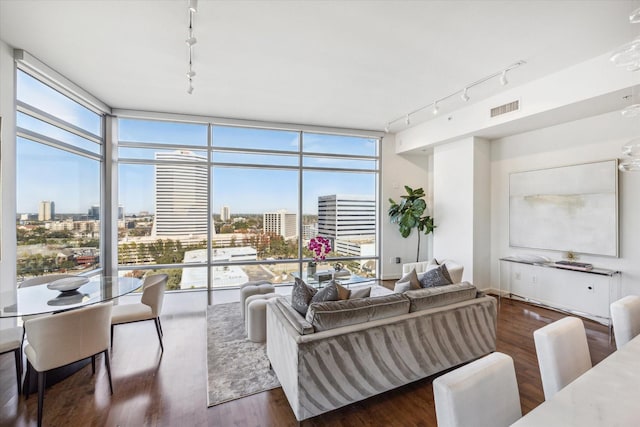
[0,288,616,427]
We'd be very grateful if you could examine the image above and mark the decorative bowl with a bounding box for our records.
[47,276,90,292]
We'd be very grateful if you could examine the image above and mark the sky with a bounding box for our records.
[16,70,378,216]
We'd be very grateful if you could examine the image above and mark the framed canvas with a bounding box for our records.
[509,159,618,257]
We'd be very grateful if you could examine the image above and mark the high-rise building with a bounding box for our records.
[153,150,208,237]
[38,200,55,221]
[317,194,375,255]
[263,210,297,240]
[221,205,231,222]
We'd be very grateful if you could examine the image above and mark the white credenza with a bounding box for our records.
[499,257,621,326]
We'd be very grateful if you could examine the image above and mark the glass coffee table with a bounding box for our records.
[291,270,375,288]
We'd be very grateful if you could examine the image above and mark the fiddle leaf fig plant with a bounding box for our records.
[388,185,436,262]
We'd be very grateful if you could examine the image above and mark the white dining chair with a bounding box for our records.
[533,316,591,400]
[111,274,168,351]
[18,274,80,343]
[24,302,113,427]
[0,327,24,394]
[433,352,522,427]
[611,295,640,349]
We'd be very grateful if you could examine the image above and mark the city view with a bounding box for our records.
[15,70,380,290]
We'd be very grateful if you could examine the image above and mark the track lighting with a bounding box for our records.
[384,60,525,131]
[461,88,470,102]
[630,6,640,23]
[500,69,508,86]
[184,0,198,94]
[384,124,390,133]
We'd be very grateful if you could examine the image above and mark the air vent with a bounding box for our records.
[490,100,520,118]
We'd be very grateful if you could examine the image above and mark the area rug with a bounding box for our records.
[206,302,280,406]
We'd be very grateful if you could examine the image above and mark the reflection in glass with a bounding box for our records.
[17,70,101,136]
[119,118,208,145]
[213,125,299,151]
[17,112,101,154]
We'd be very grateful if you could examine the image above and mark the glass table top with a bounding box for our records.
[0,276,143,318]
[290,270,375,288]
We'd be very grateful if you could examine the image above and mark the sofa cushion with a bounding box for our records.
[272,298,315,335]
[336,283,351,300]
[291,277,318,316]
[394,268,421,293]
[305,293,410,332]
[419,264,453,288]
[349,286,371,299]
[405,282,478,313]
[311,281,340,304]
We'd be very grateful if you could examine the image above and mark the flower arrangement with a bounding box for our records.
[308,236,331,265]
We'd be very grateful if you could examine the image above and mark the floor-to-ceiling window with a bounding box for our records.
[117,116,380,290]
[15,70,104,282]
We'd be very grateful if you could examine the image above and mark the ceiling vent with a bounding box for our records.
[490,100,520,118]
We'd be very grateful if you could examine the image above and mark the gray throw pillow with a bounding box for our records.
[291,277,318,315]
[349,286,372,299]
[396,268,421,290]
[310,281,340,304]
[418,264,453,288]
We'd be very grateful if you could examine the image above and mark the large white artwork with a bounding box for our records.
[509,160,618,257]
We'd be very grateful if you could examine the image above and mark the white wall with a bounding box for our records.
[380,134,431,280]
[0,39,17,326]
[490,110,640,296]
[433,137,491,287]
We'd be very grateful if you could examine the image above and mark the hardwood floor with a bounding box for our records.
[0,288,616,427]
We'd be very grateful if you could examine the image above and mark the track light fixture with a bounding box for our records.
[384,60,526,131]
[630,6,640,23]
[185,0,198,94]
[461,87,470,102]
[500,69,508,86]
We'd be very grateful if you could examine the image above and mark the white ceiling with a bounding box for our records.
[0,0,637,132]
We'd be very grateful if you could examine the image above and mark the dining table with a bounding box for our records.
[0,275,142,393]
[0,275,142,318]
[511,332,640,426]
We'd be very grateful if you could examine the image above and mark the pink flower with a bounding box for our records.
[308,236,331,262]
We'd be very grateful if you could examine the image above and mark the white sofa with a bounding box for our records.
[398,259,464,286]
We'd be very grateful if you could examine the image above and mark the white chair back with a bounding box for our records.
[433,352,522,427]
[611,295,640,349]
[24,302,113,372]
[533,316,591,400]
[141,274,168,317]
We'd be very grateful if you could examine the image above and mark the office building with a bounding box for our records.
[38,200,55,221]
[153,150,208,237]
[263,210,297,240]
[221,205,231,221]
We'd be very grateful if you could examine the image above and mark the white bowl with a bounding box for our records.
[47,277,90,292]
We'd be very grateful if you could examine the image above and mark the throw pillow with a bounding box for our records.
[310,281,340,304]
[349,286,372,299]
[291,277,318,316]
[427,258,441,267]
[336,283,351,300]
[418,264,453,288]
[397,268,421,290]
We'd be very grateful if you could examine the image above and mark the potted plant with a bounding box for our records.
[307,236,331,276]
[388,185,436,262]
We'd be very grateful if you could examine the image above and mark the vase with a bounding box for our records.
[308,262,316,276]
